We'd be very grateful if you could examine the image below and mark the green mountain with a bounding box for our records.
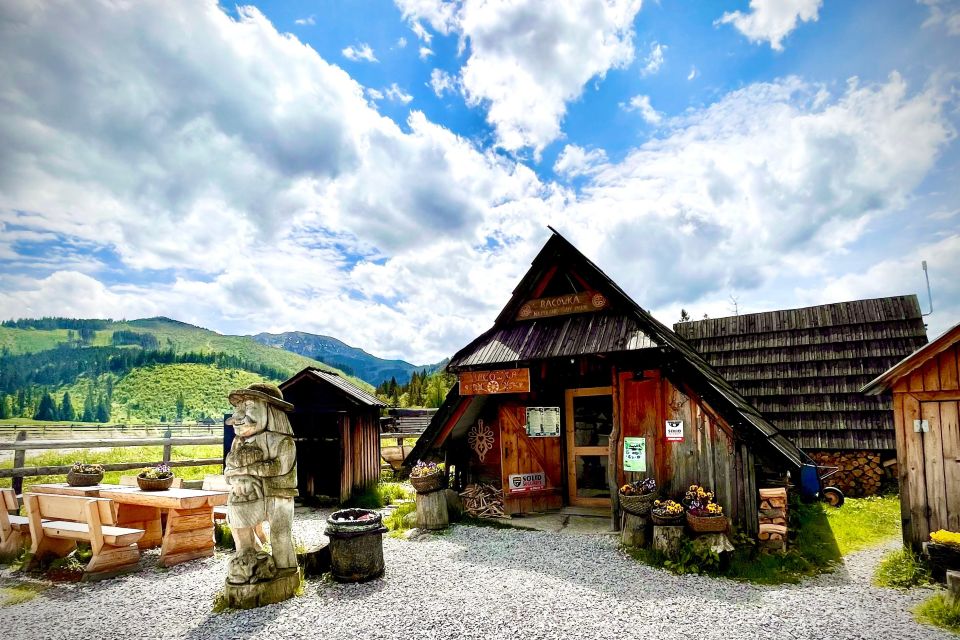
[252,331,445,386]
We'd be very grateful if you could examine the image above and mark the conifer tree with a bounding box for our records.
[82,384,96,422]
[175,392,185,422]
[96,394,110,423]
[34,391,58,421]
[59,391,76,422]
[0,394,8,419]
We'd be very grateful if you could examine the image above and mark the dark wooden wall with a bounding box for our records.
[892,343,960,550]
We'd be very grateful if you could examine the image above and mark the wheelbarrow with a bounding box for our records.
[798,458,844,507]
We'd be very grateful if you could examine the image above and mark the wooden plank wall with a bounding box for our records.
[499,403,564,514]
[351,411,381,492]
[894,343,960,549]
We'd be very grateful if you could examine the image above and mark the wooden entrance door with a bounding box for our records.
[565,387,614,507]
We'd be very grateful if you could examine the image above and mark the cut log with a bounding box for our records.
[416,490,449,531]
[621,513,648,548]
[692,533,735,555]
[758,524,787,540]
[947,570,960,604]
[652,525,684,556]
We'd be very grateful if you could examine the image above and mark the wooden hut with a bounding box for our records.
[674,298,928,495]
[862,322,960,550]
[279,367,386,503]
[407,230,804,533]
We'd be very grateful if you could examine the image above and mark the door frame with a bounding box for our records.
[565,386,614,507]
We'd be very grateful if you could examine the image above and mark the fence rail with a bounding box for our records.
[0,423,221,440]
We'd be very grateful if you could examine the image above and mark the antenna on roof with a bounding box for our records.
[921,260,933,317]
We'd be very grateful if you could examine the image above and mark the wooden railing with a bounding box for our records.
[0,431,223,492]
[0,423,222,440]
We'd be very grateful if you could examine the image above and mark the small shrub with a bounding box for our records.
[378,482,413,505]
[874,548,931,589]
[663,537,721,575]
[344,487,384,509]
[211,590,229,614]
[214,523,235,549]
[914,593,960,633]
[384,502,416,536]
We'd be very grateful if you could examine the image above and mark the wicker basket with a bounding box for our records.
[619,491,656,516]
[686,512,727,533]
[410,471,447,494]
[66,471,103,487]
[137,474,174,491]
[651,511,684,526]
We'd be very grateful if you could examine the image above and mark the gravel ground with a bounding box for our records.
[2,510,952,640]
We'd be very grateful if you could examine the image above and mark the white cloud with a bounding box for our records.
[687,66,698,81]
[553,145,609,178]
[920,0,960,35]
[623,94,662,124]
[366,88,385,101]
[385,83,414,104]
[397,36,408,48]
[419,46,434,59]
[396,0,644,154]
[410,20,433,43]
[429,68,457,96]
[342,43,378,62]
[640,42,666,77]
[718,0,822,51]
[294,15,315,26]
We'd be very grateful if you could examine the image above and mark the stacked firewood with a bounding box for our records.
[460,483,505,518]
[808,450,886,496]
[758,487,788,552]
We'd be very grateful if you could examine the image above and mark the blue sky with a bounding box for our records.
[0,0,958,363]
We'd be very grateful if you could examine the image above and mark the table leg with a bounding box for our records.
[115,504,163,549]
[159,506,216,567]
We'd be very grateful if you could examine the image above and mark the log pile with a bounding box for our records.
[758,487,788,552]
[459,483,505,518]
[808,450,886,496]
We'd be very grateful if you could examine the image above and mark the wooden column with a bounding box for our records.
[12,431,26,495]
[415,490,448,530]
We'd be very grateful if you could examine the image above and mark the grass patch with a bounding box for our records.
[914,593,960,633]
[384,501,416,537]
[823,495,901,555]
[0,583,49,607]
[874,548,932,589]
[343,487,384,509]
[378,482,413,505]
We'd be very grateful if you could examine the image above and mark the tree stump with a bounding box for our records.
[621,513,648,548]
[224,568,299,610]
[416,490,449,530]
[692,533,735,555]
[652,525,684,556]
[947,570,960,604]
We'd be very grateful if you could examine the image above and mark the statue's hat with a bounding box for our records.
[228,383,294,412]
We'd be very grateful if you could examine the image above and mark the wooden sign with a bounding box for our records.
[459,368,530,395]
[516,290,608,320]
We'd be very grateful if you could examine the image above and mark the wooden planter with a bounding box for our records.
[66,471,103,487]
[686,512,727,533]
[137,474,174,491]
[619,492,656,516]
[410,472,446,494]
[926,542,960,582]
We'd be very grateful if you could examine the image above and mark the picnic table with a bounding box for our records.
[30,483,228,567]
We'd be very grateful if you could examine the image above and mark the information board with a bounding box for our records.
[525,407,560,437]
[623,437,647,472]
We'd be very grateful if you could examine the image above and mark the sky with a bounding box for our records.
[1,0,959,365]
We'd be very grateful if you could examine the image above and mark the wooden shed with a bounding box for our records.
[862,322,960,550]
[407,230,804,533]
[674,298,928,495]
[279,367,386,503]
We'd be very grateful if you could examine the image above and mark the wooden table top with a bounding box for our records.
[98,487,229,510]
[28,483,126,497]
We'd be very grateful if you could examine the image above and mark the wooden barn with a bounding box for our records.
[673,298,928,495]
[279,367,385,503]
[862,322,960,550]
[407,230,804,533]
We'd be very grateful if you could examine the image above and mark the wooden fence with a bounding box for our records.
[0,431,223,493]
[0,423,221,440]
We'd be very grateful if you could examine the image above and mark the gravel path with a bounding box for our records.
[2,512,952,640]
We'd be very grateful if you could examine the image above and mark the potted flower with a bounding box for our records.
[137,463,174,491]
[926,529,960,581]
[619,478,657,516]
[409,460,447,494]
[684,484,727,533]
[66,462,104,487]
[651,499,684,525]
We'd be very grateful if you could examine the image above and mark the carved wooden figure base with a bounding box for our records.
[621,513,648,548]
[415,490,449,530]
[652,525,685,556]
[224,568,300,609]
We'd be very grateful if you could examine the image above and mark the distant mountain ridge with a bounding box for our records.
[252,331,445,386]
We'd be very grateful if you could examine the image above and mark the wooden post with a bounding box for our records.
[162,427,172,464]
[12,431,26,495]
[415,490,449,530]
[621,513,648,547]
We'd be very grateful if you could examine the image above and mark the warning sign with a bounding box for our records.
[665,420,684,442]
[508,472,546,493]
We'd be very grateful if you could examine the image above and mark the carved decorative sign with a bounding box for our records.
[459,368,531,395]
[468,419,495,462]
[516,290,608,320]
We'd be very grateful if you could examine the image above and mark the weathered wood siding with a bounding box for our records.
[498,403,564,514]
[341,411,380,501]
[893,343,960,550]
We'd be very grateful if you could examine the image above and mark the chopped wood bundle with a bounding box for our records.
[459,483,505,518]
[758,488,788,552]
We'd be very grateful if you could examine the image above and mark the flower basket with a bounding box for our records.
[137,474,174,491]
[66,470,103,487]
[651,512,684,526]
[686,512,727,533]
[619,491,656,516]
[410,471,447,494]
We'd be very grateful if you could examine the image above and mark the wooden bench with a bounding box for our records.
[1,488,31,558]
[24,493,145,579]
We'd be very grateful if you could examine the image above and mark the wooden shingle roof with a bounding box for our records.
[674,297,928,450]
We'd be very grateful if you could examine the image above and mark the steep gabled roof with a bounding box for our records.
[862,321,960,395]
[280,367,386,408]
[674,297,928,450]
[416,228,805,470]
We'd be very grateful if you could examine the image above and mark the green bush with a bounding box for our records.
[344,487,384,509]
[384,502,416,535]
[377,482,413,505]
[914,593,960,633]
[874,548,931,589]
[214,523,235,549]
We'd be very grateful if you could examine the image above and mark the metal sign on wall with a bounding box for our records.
[525,407,561,437]
[516,290,609,320]
[508,472,546,493]
[665,420,684,442]
[459,368,531,395]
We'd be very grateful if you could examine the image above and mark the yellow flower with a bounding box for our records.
[931,530,960,547]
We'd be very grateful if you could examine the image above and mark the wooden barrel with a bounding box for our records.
[325,509,387,583]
